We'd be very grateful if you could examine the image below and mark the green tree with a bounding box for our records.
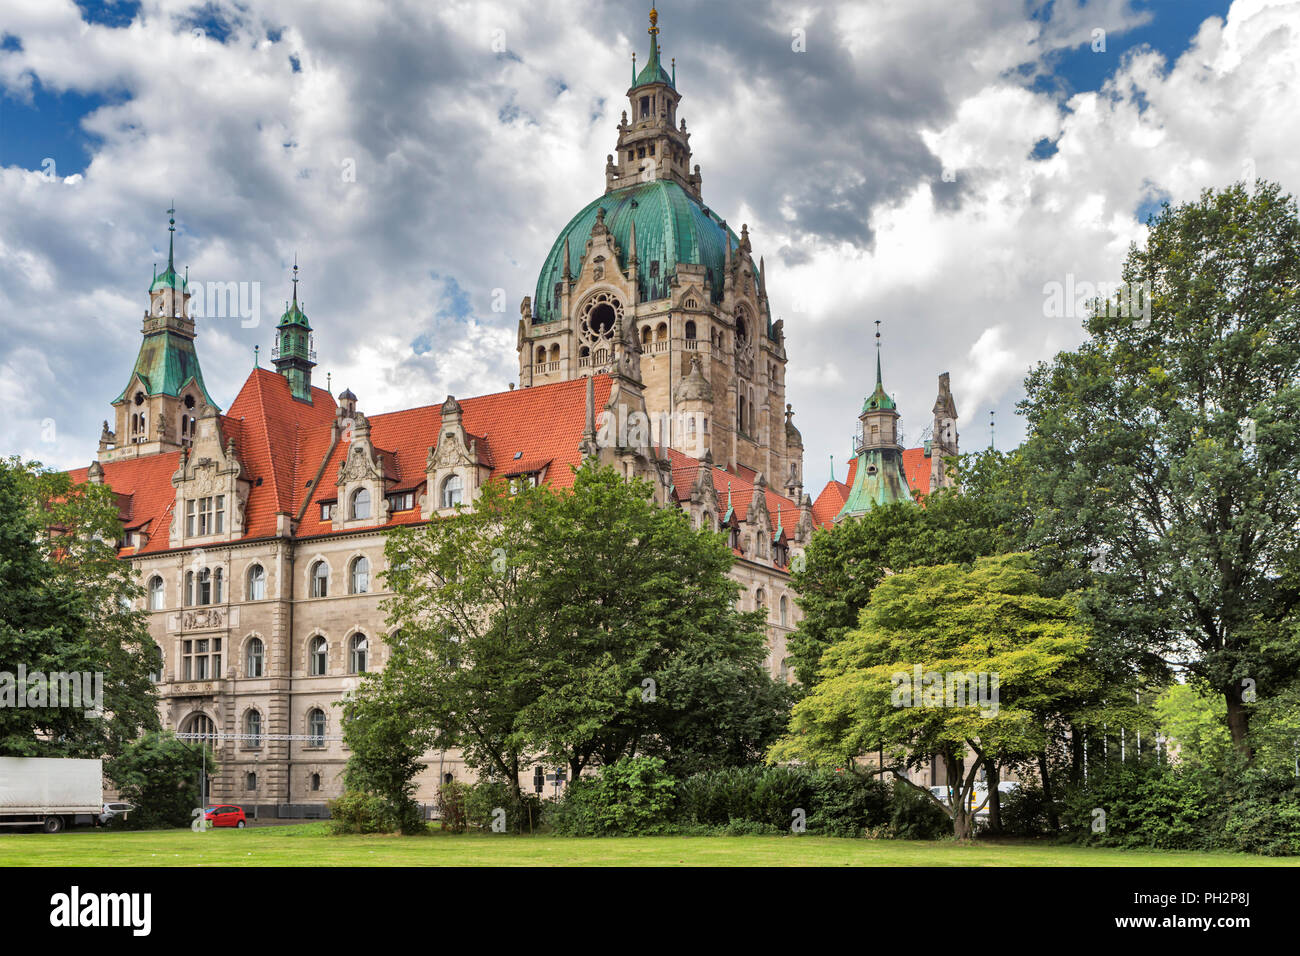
[0,458,159,757]
[516,465,783,777]
[787,448,1025,689]
[359,463,788,804]
[1020,180,1300,754]
[771,554,1091,840]
[1153,682,1233,770]
[376,476,549,808]
[106,731,213,829]
[339,679,431,833]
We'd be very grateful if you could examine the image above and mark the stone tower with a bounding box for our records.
[927,372,960,489]
[516,6,801,485]
[835,337,913,521]
[101,208,219,462]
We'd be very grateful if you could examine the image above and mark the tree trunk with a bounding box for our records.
[945,753,974,842]
[1224,689,1253,758]
[1069,726,1084,787]
[986,761,1002,834]
[1038,750,1059,832]
[953,807,973,841]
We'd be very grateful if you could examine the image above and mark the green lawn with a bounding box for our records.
[0,824,1294,866]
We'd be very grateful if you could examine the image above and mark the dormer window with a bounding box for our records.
[441,474,463,509]
[351,488,371,520]
[185,496,225,536]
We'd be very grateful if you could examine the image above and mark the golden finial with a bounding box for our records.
[649,5,659,35]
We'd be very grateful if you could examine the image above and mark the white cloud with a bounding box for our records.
[1,0,1298,481]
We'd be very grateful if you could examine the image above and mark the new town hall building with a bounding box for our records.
[74,10,960,810]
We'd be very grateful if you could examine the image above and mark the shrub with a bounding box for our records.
[888,781,951,839]
[752,765,814,829]
[546,757,677,836]
[464,779,542,834]
[720,819,783,836]
[1061,758,1228,850]
[329,791,394,834]
[997,783,1051,836]
[808,769,891,837]
[437,780,470,833]
[1223,768,1300,856]
[674,766,763,826]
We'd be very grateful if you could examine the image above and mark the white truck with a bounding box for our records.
[0,757,104,833]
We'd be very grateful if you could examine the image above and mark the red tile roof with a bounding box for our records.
[71,365,942,557]
[811,446,933,528]
[73,369,617,554]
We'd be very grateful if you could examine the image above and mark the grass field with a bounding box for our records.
[0,824,1295,866]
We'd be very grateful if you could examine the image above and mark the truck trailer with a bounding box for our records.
[0,757,104,833]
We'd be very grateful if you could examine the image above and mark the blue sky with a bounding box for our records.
[2,0,1294,484]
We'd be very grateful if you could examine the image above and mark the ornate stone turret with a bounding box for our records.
[783,403,803,498]
[273,258,316,402]
[673,356,713,458]
[927,372,960,489]
[836,323,913,522]
[606,6,698,198]
[104,207,218,463]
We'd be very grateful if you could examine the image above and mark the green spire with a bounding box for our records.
[149,205,188,293]
[633,5,674,88]
[863,318,896,412]
[273,256,316,401]
[723,480,734,524]
[277,256,311,329]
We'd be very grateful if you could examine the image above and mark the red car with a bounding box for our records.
[204,805,247,828]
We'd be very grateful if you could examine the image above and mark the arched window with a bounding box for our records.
[182,713,216,746]
[641,325,652,345]
[247,564,266,601]
[310,772,322,790]
[244,710,262,747]
[213,567,223,603]
[656,322,667,341]
[149,643,164,683]
[700,511,712,532]
[350,634,368,674]
[307,710,326,747]
[246,772,257,790]
[441,474,463,509]
[549,344,560,361]
[350,556,370,594]
[756,588,766,611]
[196,568,212,605]
[309,636,327,676]
[311,561,328,597]
[684,320,696,340]
[351,487,371,520]
[246,637,264,678]
[147,575,165,610]
[536,346,546,364]
[779,595,789,628]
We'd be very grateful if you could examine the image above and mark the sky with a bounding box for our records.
[2,0,1298,487]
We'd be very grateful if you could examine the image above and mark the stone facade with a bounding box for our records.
[75,8,959,811]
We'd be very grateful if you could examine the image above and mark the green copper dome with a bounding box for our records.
[149,266,187,293]
[278,300,310,329]
[533,180,746,323]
